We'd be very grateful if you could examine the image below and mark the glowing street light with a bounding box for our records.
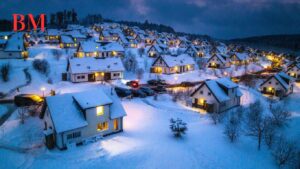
[41,87,46,97]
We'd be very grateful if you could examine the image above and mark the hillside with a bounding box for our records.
[228,34,300,55]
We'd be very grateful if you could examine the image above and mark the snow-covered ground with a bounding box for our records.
[0,83,299,169]
[0,105,8,119]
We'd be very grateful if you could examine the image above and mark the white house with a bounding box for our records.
[286,63,300,81]
[68,57,125,82]
[260,72,294,97]
[75,41,125,58]
[150,54,195,74]
[0,32,28,59]
[207,53,231,69]
[191,78,243,113]
[230,52,250,65]
[45,29,61,43]
[59,35,77,48]
[146,44,163,58]
[42,88,126,150]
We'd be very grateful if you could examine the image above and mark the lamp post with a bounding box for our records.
[41,87,46,97]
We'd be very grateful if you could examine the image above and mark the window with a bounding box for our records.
[114,119,119,130]
[97,122,108,131]
[269,81,271,84]
[96,106,104,116]
[208,92,211,96]
[276,82,279,85]
[200,90,203,94]
[66,132,81,140]
[113,73,120,77]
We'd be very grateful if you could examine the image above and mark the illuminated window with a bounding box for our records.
[97,122,108,131]
[113,119,119,130]
[96,106,104,116]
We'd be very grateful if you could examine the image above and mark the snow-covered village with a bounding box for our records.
[0,1,300,169]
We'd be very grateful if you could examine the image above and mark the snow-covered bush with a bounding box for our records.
[170,118,187,138]
[32,59,50,76]
[123,51,137,72]
[0,63,10,82]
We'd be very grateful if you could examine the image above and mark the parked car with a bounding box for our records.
[147,79,167,86]
[180,81,195,87]
[152,85,167,93]
[131,89,147,98]
[139,86,155,96]
[126,80,139,88]
[115,87,132,97]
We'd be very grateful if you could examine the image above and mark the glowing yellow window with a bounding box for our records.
[97,122,108,131]
[96,106,104,116]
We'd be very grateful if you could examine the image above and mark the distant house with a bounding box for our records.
[59,35,77,48]
[68,57,125,82]
[75,41,125,58]
[146,44,163,58]
[230,52,250,65]
[191,78,243,113]
[260,72,294,97]
[64,30,87,43]
[286,63,300,81]
[150,54,195,74]
[45,29,61,43]
[207,54,231,69]
[0,32,28,59]
[185,45,205,58]
[42,88,126,150]
[0,32,13,41]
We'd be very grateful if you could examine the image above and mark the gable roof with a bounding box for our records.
[156,54,195,67]
[69,57,125,74]
[4,32,25,52]
[60,35,74,44]
[45,93,88,133]
[73,89,113,109]
[261,72,293,91]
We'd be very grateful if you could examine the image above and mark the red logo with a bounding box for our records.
[13,14,46,32]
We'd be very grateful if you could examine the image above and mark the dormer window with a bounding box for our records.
[96,106,104,116]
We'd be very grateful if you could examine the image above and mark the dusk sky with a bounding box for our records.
[1,0,300,39]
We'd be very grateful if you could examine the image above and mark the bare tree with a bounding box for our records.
[18,107,27,124]
[245,100,265,150]
[0,63,10,82]
[52,49,62,61]
[224,112,241,142]
[272,136,298,168]
[210,112,220,125]
[270,103,291,127]
[138,47,145,58]
[263,117,277,149]
[136,68,144,80]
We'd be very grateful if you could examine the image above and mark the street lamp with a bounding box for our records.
[41,87,46,97]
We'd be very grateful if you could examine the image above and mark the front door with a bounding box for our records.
[88,74,95,81]
[114,119,119,130]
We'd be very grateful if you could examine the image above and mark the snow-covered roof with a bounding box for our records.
[216,77,238,88]
[100,42,124,52]
[0,31,13,37]
[47,29,61,36]
[4,32,25,52]
[60,35,74,44]
[65,30,87,39]
[159,54,195,67]
[46,93,88,133]
[73,89,113,109]
[79,41,101,52]
[205,80,230,102]
[274,72,293,90]
[234,53,249,61]
[69,57,125,74]
[45,88,126,133]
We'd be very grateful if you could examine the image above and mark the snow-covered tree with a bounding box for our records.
[123,51,137,72]
[170,118,187,138]
[270,103,291,127]
[224,111,241,143]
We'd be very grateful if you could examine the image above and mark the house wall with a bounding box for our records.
[207,56,224,68]
[70,73,89,83]
[192,84,219,112]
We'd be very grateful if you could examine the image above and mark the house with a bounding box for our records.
[45,29,61,43]
[75,41,125,58]
[207,54,231,69]
[146,44,163,58]
[68,57,125,82]
[185,45,205,58]
[65,30,88,43]
[42,88,126,149]
[59,35,77,48]
[260,72,294,97]
[150,54,195,74]
[0,32,13,41]
[191,78,243,113]
[286,63,300,81]
[0,32,28,59]
[230,52,250,65]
